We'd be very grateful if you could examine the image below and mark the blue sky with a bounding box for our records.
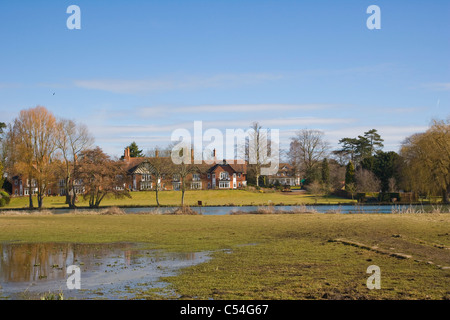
[0,0,449,158]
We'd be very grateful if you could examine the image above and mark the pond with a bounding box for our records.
[45,204,449,215]
[0,242,210,300]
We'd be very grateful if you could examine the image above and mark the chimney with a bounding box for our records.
[155,149,159,158]
[213,148,216,163]
[124,147,131,161]
[191,148,194,163]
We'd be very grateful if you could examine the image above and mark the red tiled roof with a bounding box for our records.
[124,157,247,174]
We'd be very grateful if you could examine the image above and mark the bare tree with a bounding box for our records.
[306,180,323,204]
[246,122,277,187]
[170,146,200,207]
[4,106,58,208]
[55,119,94,208]
[145,147,174,207]
[77,147,130,208]
[388,177,397,193]
[289,129,329,184]
[355,168,381,193]
[400,119,450,203]
[329,159,346,192]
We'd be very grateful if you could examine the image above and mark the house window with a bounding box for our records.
[208,182,211,189]
[233,173,236,178]
[142,174,151,182]
[15,190,18,196]
[140,180,152,190]
[191,182,202,189]
[193,174,200,181]
[207,173,210,179]
[24,189,29,196]
[238,182,242,187]
[219,181,230,189]
[14,180,18,186]
[220,172,229,180]
[238,173,241,178]
[173,182,181,191]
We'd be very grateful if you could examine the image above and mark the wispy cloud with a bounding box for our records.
[137,103,335,117]
[89,117,354,139]
[74,73,283,94]
[0,82,22,89]
[421,82,450,91]
[383,106,425,114]
[172,104,334,113]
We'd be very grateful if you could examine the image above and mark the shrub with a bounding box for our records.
[165,206,200,215]
[0,190,10,207]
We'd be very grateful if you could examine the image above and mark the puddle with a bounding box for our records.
[0,242,210,300]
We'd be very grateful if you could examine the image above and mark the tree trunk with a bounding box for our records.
[37,188,43,209]
[181,179,185,207]
[443,186,450,204]
[155,188,160,207]
[69,185,77,208]
[256,174,260,187]
[28,191,34,208]
[155,178,160,207]
[38,195,43,209]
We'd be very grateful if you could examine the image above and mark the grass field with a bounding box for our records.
[4,190,356,209]
[0,212,448,299]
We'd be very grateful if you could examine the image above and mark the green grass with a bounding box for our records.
[4,190,356,209]
[0,213,448,299]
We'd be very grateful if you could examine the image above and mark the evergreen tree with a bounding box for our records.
[364,129,384,155]
[373,151,400,192]
[337,129,384,165]
[345,161,355,191]
[126,141,144,158]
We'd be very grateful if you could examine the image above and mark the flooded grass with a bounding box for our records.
[0,242,210,300]
[0,213,449,299]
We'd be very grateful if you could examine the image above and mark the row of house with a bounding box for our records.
[9,148,300,197]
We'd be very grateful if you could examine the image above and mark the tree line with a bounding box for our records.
[285,120,449,203]
[0,106,130,209]
[0,106,215,209]
[1,106,449,207]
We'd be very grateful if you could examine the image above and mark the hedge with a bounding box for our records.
[0,190,11,207]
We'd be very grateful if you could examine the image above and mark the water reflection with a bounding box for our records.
[0,242,209,299]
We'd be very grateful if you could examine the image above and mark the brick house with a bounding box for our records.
[10,175,84,197]
[8,147,248,196]
[268,163,301,186]
[123,148,247,191]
